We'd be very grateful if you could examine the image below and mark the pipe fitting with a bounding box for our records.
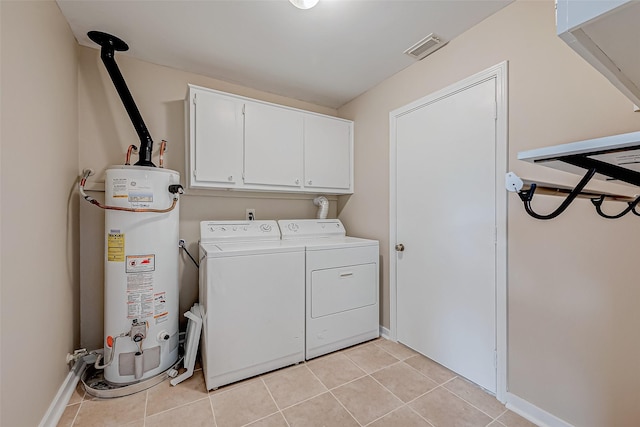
[313,196,329,219]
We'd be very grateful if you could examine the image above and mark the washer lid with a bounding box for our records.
[200,240,304,257]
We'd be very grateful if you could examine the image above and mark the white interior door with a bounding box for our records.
[395,77,498,392]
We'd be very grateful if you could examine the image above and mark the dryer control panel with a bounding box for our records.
[200,220,280,243]
[279,219,346,239]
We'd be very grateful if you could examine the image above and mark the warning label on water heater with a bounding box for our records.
[127,290,153,319]
[154,292,168,324]
[125,255,155,319]
[126,255,155,273]
[112,178,128,198]
[107,233,125,262]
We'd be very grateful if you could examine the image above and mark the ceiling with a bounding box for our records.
[56,0,512,109]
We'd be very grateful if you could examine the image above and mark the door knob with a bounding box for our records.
[395,243,405,252]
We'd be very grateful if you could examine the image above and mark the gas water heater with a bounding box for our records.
[80,31,182,385]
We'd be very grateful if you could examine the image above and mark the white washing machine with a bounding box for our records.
[279,219,379,359]
[199,220,305,390]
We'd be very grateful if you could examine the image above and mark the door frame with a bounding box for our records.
[389,61,508,402]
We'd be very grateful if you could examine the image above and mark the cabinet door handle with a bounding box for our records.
[395,243,405,252]
[308,180,313,185]
[295,178,300,185]
[340,272,353,278]
[228,175,233,181]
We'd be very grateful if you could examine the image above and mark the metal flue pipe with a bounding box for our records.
[88,31,155,167]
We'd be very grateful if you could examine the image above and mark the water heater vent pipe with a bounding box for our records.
[313,196,329,219]
[87,30,155,167]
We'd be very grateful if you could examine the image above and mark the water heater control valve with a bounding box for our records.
[130,320,147,343]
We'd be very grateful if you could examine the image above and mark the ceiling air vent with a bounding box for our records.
[404,33,447,60]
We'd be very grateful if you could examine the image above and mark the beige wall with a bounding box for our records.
[338,1,640,425]
[0,1,79,426]
[5,1,640,425]
[78,47,339,349]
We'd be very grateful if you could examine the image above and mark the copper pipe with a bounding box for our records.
[159,140,167,168]
[125,145,138,165]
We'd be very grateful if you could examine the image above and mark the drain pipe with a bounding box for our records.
[313,196,329,219]
[39,351,97,427]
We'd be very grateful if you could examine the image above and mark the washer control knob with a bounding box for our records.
[288,223,299,231]
[260,224,272,232]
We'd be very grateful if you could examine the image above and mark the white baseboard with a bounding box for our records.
[39,359,87,427]
[379,325,391,340]
[506,392,574,427]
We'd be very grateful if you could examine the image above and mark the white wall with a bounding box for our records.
[0,1,79,426]
[338,1,640,425]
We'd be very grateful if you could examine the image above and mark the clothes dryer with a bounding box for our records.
[279,219,379,359]
[199,220,305,390]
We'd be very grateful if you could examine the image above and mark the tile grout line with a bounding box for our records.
[238,410,285,427]
[370,339,412,360]
[341,343,401,374]
[361,403,437,427]
[325,340,431,425]
[494,407,510,422]
[403,384,449,427]
[144,396,211,419]
[367,369,409,406]
[402,356,469,389]
[268,384,328,412]
[397,349,509,422]
[399,378,505,427]
[69,401,82,427]
[208,392,219,427]
[258,376,291,427]
[142,389,148,427]
[304,358,364,427]
[441,381,508,421]
[68,387,88,427]
[206,374,264,398]
[327,383,365,426]
[405,383,446,407]
[305,352,370,392]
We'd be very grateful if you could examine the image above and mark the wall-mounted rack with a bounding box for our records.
[507,131,640,220]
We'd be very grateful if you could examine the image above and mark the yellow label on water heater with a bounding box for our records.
[107,233,125,262]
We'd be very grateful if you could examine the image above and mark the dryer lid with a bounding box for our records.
[279,219,346,239]
[303,236,379,251]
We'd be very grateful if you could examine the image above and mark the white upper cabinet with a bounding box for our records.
[304,114,352,191]
[186,84,354,194]
[557,0,640,106]
[244,102,303,188]
[187,89,244,189]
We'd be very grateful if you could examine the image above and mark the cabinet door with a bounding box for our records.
[244,102,303,187]
[304,115,352,191]
[191,90,244,186]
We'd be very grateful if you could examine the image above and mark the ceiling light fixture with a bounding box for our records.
[289,0,319,10]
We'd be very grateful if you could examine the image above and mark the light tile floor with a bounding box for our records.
[58,338,538,427]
